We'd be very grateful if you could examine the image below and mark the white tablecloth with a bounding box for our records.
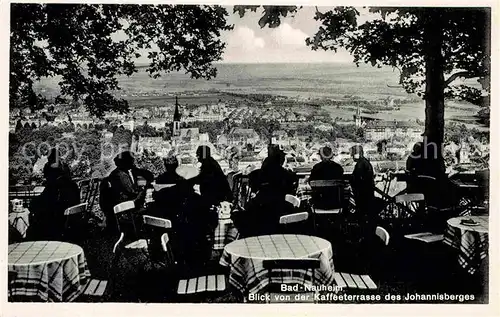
[8,241,90,302]
[220,234,335,294]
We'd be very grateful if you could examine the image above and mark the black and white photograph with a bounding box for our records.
[6,3,493,306]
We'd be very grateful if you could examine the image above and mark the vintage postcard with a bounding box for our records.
[3,1,497,316]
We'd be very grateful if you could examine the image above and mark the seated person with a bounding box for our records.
[29,158,80,240]
[309,146,346,210]
[406,142,424,193]
[350,145,377,236]
[152,152,217,272]
[309,146,344,181]
[108,151,149,207]
[238,146,298,237]
[189,145,232,209]
[151,152,193,221]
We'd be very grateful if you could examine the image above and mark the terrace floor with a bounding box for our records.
[77,219,488,304]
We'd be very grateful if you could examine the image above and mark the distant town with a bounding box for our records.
[9,90,489,186]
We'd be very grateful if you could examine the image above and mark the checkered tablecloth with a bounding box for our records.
[9,209,30,238]
[8,241,91,302]
[214,217,239,251]
[220,234,335,295]
[444,216,488,275]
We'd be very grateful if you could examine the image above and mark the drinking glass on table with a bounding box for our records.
[137,178,147,188]
[193,184,201,195]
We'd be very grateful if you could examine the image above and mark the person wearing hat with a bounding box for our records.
[309,146,344,182]
[108,151,153,207]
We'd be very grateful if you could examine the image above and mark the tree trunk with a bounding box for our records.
[423,9,446,176]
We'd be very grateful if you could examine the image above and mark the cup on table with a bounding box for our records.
[193,184,201,195]
[10,199,23,212]
[218,201,232,219]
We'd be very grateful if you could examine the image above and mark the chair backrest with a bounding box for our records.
[279,212,309,224]
[160,233,170,252]
[395,193,425,204]
[309,179,346,210]
[285,194,301,208]
[160,233,175,266]
[417,175,437,182]
[143,215,172,229]
[64,202,88,216]
[113,201,135,214]
[375,226,390,246]
[86,178,101,212]
[153,183,175,191]
[78,179,91,202]
[113,232,125,254]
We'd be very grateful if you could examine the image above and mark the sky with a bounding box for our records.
[219,6,376,63]
[130,6,377,64]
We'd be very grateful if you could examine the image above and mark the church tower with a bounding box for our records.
[354,104,362,128]
[172,96,181,137]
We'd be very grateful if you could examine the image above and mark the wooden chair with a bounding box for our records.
[63,202,88,241]
[142,215,174,266]
[285,194,301,208]
[279,212,309,224]
[78,179,91,202]
[261,258,320,303]
[309,180,346,214]
[78,178,100,213]
[86,178,101,213]
[375,226,390,246]
[161,233,176,268]
[333,273,377,290]
[80,279,108,302]
[177,274,227,295]
[394,193,425,218]
[153,183,175,192]
[113,201,139,238]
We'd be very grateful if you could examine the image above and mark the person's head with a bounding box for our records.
[163,151,178,172]
[196,145,211,162]
[267,144,285,166]
[350,145,364,161]
[114,151,135,170]
[47,148,59,164]
[412,142,423,156]
[319,146,334,162]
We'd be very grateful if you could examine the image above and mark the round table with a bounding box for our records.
[443,216,488,274]
[8,241,90,302]
[9,209,30,238]
[220,234,335,294]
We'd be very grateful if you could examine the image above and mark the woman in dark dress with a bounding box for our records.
[29,152,80,240]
